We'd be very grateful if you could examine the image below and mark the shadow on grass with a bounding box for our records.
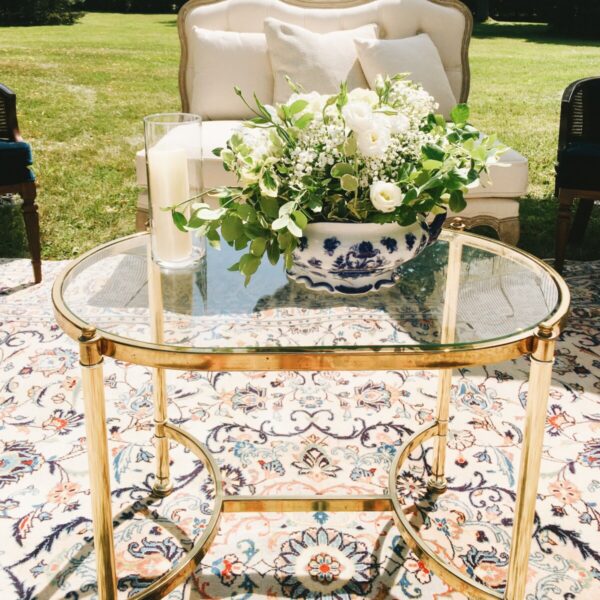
[518,196,600,261]
[159,18,177,27]
[473,21,600,47]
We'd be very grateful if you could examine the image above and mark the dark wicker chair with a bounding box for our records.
[555,77,600,273]
[0,83,41,283]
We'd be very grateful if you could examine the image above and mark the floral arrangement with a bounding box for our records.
[173,75,504,284]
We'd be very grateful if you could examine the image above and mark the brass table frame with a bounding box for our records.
[52,231,570,600]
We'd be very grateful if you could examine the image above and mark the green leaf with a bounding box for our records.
[259,196,280,218]
[221,214,243,242]
[250,237,267,257]
[260,170,279,197]
[422,144,445,162]
[187,215,204,229]
[294,113,313,130]
[234,235,249,250]
[423,159,443,171]
[228,261,240,272]
[306,196,323,212]
[239,253,261,279]
[340,174,358,192]
[288,99,309,115]
[292,210,308,230]
[237,204,256,222]
[397,206,418,226]
[451,103,470,125]
[245,223,266,239]
[267,241,280,265]
[331,162,354,178]
[403,188,418,203]
[448,190,467,213]
[172,211,187,232]
[277,231,293,250]
[212,147,223,157]
[343,135,357,156]
[206,228,221,249]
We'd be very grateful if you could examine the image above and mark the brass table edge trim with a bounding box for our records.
[389,423,503,600]
[51,230,569,371]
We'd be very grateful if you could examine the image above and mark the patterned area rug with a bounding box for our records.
[0,257,599,599]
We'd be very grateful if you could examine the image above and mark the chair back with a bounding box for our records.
[0,84,19,142]
[559,77,600,152]
[177,0,472,117]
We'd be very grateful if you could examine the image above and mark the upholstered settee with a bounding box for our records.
[135,0,527,244]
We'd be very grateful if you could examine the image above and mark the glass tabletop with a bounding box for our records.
[57,231,565,353]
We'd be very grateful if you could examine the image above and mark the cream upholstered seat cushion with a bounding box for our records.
[355,34,457,119]
[264,18,379,103]
[189,28,273,120]
[136,120,528,207]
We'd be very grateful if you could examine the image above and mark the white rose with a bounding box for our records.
[370,181,403,213]
[347,87,379,106]
[357,117,391,159]
[342,100,373,133]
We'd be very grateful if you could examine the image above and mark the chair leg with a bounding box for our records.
[20,182,41,283]
[554,188,575,274]
[568,197,595,246]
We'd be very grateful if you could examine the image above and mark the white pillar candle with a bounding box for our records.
[147,146,192,264]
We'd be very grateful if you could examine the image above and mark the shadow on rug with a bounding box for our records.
[0,258,599,599]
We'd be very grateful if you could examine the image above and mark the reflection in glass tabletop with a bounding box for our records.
[57,231,564,353]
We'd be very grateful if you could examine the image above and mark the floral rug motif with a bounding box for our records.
[0,257,600,599]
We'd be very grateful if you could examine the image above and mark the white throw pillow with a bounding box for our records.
[264,18,379,104]
[190,27,273,120]
[355,34,457,119]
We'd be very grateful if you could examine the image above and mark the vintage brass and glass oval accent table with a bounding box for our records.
[52,230,570,600]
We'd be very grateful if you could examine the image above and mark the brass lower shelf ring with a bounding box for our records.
[389,423,503,600]
[130,423,223,600]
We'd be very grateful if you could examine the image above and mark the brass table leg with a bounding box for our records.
[505,325,556,600]
[80,328,118,600]
[429,234,462,492]
[429,368,452,492]
[152,366,172,497]
[147,242,172,497]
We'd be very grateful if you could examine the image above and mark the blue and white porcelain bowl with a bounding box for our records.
[288,214,445,295]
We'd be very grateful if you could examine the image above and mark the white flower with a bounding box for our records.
[342,100,374,133]
[389,113,410,134]
[370,181,403,213]
[357,116,391,159]
[347,87,379,106]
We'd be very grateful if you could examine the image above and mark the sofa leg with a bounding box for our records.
[555,189,575,274]
[20,182,41,284]
[136,207,149,232]
[497,217,520,246]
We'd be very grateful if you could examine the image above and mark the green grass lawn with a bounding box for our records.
[0,14,599,261]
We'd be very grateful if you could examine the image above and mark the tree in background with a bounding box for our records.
[0,0,84,25]
[474,0,490,22]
